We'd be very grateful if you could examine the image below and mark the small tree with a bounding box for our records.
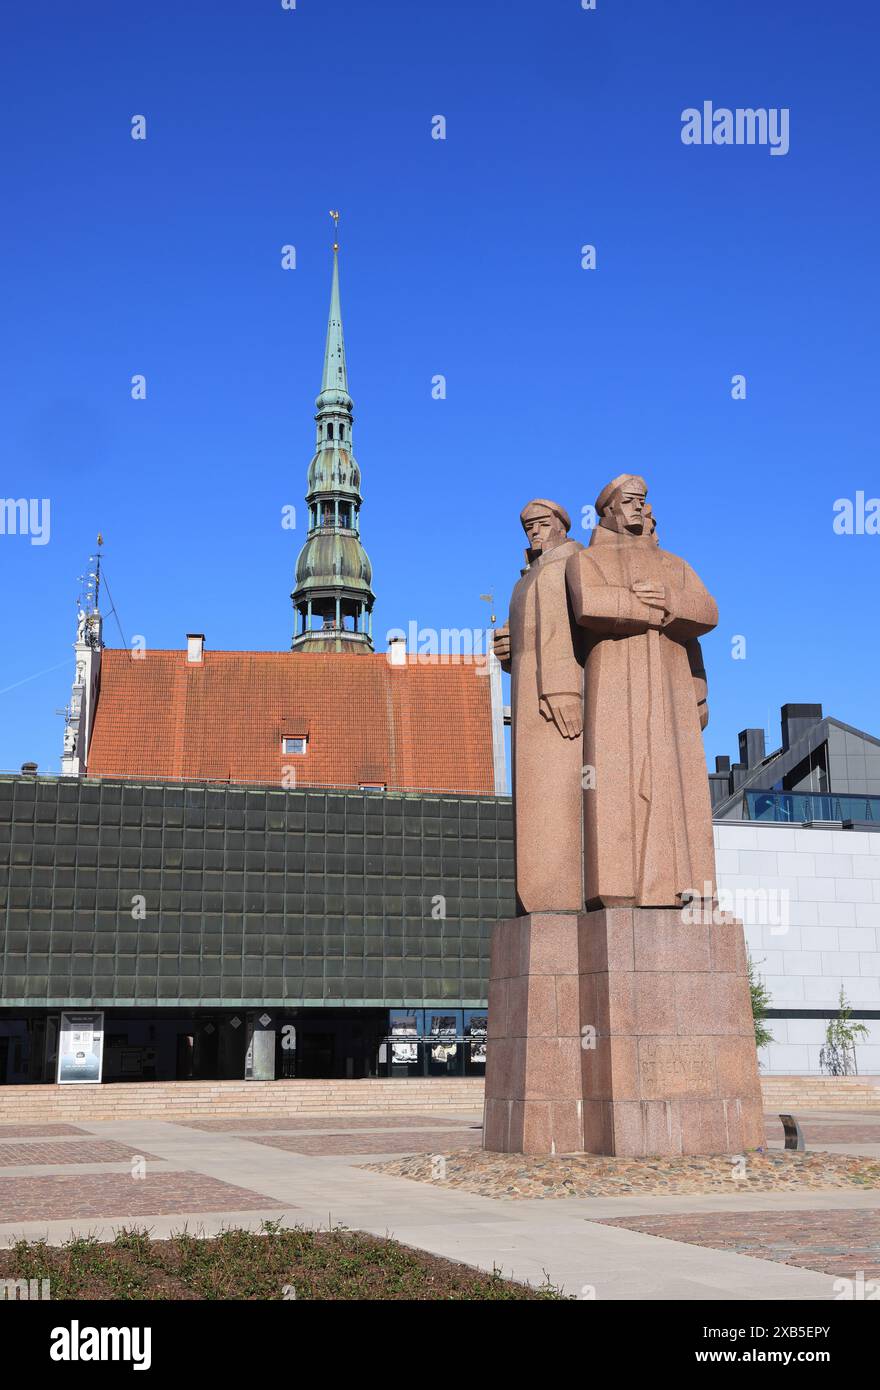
[748,954,774,1057]
[820,986,869,1076]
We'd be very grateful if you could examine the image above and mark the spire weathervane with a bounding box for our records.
[329,209,340,251]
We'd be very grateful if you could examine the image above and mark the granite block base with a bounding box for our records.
[483,908,765,1156]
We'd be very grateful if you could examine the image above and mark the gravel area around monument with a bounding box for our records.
[362,1149,880,1200]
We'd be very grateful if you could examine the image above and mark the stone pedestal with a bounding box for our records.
[579,907,765,1156]
[483,908,765,1156]
[483,913,585,1155]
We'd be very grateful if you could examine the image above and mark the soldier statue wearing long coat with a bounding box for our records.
[565,475,718,908]
[495,500,585,913]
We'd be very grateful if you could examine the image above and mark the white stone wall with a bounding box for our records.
[714,822,880,1075]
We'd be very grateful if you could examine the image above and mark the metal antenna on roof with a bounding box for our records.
[80,534,104,618]
[93,533,103,613]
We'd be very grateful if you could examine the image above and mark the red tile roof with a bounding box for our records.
[86,649,496,794]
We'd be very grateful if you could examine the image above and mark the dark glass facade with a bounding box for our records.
[0,774,514,1081]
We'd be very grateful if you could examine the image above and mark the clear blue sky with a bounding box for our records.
[1,0,878,777]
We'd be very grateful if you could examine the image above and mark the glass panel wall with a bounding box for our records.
[745,790,880,823]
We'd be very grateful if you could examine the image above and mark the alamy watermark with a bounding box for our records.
[385,622,492,672]
[833,492,880,535]
[833,1271,880,1300]
[50,1322,151,1369]
[0,498,51,545]
[681,101,790,157]
[1,1277,50,1300]
[682,881,791,934]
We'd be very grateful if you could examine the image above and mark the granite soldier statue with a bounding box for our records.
[494,499,585,913]
[565,475,718,907]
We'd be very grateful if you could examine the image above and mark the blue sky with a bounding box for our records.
[1,0,878,777]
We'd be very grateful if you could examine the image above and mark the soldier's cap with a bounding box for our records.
[595,474,648,514]
[519,498,571,532]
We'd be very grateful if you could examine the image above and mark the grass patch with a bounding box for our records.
[0,1223,564,1301]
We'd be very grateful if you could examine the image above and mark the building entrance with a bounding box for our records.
[0,1008,393,1084]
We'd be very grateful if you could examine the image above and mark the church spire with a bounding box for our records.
[290,216,375,652]
[320,213,347,396]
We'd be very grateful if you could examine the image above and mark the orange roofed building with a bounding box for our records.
[85,645,504,795]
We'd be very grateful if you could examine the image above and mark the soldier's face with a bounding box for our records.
[523,512,565,554]
[607,489,647,534]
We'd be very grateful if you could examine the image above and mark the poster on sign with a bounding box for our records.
[56,1011,104,1084]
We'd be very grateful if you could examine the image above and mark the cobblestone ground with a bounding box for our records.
[365,1148,880,1198]
[595,1209,880,1280]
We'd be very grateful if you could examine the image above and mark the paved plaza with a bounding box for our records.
[0,1107,877,1300]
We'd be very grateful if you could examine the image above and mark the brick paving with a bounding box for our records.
[181,1113,480,1133]
[0,1172,287,1222]
[0,1125,90,1138]
[0,1110,874,1297]
[248,1129,482,1157]
[596,1209,880,1280]
[0,1141,163,1167]
[764,1113,880,1145]
[799,1125,880,1143]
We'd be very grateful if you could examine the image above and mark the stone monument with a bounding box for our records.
[493,499,585,914]
[483,476,765,1157]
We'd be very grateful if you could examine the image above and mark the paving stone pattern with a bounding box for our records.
[0,1141,164,1167]
[596,1209,880,1280]
[0,1125,90,1138]
[248,1129,482,1157]
[0,1172,287,1222]
[181,1113,479,1133]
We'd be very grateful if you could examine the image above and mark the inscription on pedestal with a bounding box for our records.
[639,1038,715,1098]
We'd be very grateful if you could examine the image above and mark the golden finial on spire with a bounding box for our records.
[329,209,340,251]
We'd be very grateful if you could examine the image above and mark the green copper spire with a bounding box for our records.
[320,236,348,397]
[290,215,375,653]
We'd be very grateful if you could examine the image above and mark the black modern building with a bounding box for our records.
[0,773,512,1085]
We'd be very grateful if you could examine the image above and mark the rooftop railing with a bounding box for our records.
[744,789,880,825]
